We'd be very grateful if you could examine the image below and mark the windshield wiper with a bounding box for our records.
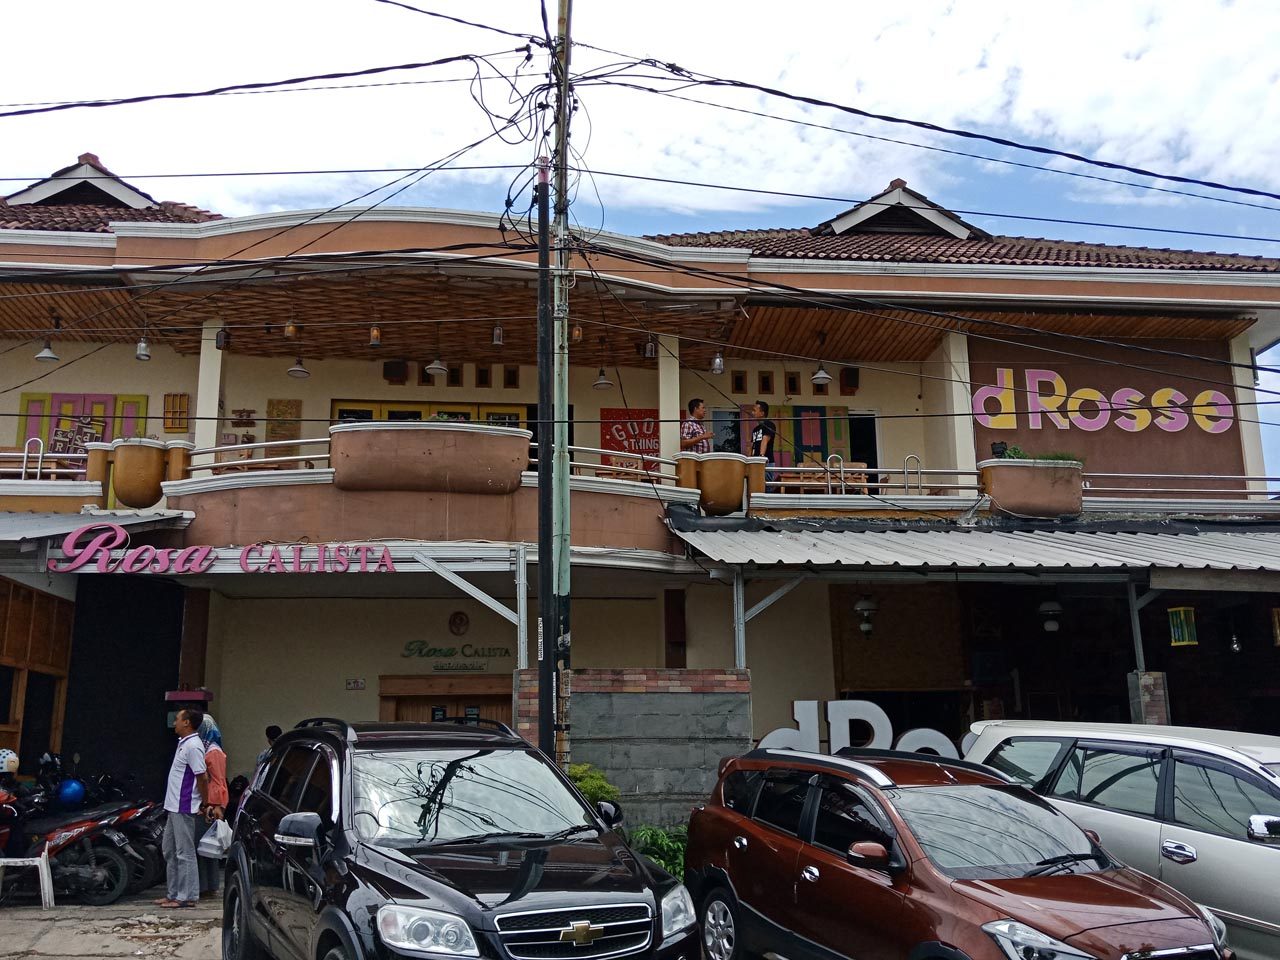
[428,831,551,846]
[541,823,598,842]
[1025,852,1102,877]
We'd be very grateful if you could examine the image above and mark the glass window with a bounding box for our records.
[986,739,1069,786]
[267,747,316,810]
[297,753,333,817]
[721,771,762,813]
[812,784,889,853]
[351,748,593,846]
[889,784,1102,881]
[1050,746,1160,817]
[753,775,808,835]
[1173,760,1280,839]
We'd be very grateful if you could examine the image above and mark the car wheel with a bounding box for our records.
[700,888,742,960]
[223,874,266,960]
[321,947,350,960]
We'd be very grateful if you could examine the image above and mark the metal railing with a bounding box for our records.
[0,441,87,480]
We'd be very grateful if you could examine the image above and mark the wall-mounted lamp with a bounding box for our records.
[854,596,878,635]
[492,322,504,347]
[1038,600,1064,633]
[215,327,231,351]
[368,325,382,348]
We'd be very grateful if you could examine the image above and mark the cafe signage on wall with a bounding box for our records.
[401,640,513,673]
[47,522,398,575]
[600,407,659,468]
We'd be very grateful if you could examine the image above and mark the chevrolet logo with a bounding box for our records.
[559,920,606,946]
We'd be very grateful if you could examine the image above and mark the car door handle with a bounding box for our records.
[801,865,820,882]
[1161,840,1198,864]
[732,836,748,850]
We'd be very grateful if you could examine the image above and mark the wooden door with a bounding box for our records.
[379,675,512,727]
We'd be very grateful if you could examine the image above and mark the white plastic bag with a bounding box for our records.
[197,818,232,858]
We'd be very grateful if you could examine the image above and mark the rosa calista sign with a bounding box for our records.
[47,522,398,575]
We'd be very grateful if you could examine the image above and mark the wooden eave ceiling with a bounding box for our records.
[0,268,1254,368]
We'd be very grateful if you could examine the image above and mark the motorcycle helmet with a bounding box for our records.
[55,777,87,810]
[0,749,17,775]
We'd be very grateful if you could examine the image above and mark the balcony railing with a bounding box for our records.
[179,437,1278,497]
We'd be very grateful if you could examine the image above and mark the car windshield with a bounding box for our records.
[351,748,594,847]
[887,784,1109,880]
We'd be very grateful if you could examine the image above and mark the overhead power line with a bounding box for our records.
[0,50,530,119]
[575,50,1280,205]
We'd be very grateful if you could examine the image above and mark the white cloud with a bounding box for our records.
[5,0,1278,226]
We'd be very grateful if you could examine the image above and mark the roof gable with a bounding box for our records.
[818,178,990,240]
[5,152,156,209]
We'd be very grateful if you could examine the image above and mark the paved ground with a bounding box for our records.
[2,892,221,960]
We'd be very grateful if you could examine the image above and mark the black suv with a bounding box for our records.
[223,718,697,960]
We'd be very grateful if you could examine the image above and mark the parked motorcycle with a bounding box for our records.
[0,790,133,905]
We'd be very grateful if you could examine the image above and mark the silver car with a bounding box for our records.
[965,721,1280,960]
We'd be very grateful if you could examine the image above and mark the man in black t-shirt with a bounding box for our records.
[750,400,777,485]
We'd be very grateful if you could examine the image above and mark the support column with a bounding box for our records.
[732,569,746,669]
[943,333,978,476]
[1229,334,1266,497]
[192,319,225,475]
[658,334,681,463]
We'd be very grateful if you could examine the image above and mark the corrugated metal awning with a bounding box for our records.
[673,526,1280,571]
[0,510,192,549]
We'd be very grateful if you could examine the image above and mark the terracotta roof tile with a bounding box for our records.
[0,201,222,233]
[645,227,1280,272]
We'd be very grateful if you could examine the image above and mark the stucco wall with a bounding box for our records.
[205,592,662,773]
[684,580,836,739]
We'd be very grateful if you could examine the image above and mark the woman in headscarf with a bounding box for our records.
[197,713,229,899]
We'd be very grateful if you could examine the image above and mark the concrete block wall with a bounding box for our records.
[516,668,752,827]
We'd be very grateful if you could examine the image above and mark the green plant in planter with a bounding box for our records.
[566,763,620,805]
[1001,445,1082,463]
[630,824,688,880]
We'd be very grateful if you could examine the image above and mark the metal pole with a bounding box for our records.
[515,545,528,671]
[1127,580,1148,675]
[535,161,556,756]
[551,0,574,681]
[732,569,746,669]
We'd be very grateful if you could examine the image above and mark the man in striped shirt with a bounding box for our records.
[680,398,713,453]
[156,708,208,908]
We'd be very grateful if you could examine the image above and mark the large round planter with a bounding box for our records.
[978,458,1084,518]
[698,453,748,516]
[745,456,768,496]
[673,452,702,489]
[329,421,533,494]
[111,438,167,508]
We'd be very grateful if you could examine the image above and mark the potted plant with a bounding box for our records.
[977,446,1084,518]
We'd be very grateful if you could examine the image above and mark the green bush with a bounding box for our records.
[1002,445,1082,463]
[630,825,688,880]
[566,763,620,805]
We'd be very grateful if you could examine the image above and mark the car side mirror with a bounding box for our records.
[847,841,890,869]
[1083,829,1102,846]
[275,811,323,851]
[1247,814,1280,844]
[596,801,624,829]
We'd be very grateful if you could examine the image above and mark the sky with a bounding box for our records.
[5,0,1280,471]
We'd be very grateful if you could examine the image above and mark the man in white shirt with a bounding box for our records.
[156,708,208,908]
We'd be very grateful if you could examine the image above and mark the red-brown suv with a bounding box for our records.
[686,748,1233,960]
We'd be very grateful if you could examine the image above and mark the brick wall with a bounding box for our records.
[1128,670,1171,725]
[515,667,752,827]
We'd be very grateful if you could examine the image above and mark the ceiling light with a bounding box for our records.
[215,328,231,351]
[854,596,878,635]
[811,364,833,387]
[571,322,583,344]
[1037,600,1064,634]
[287,357,310,379]
[35,340,59,362]
[592,367,614,391]
[135,335,151,362]
[369,325,382,347]
[643,337,657,360]
[425,358,448,378]
[710,351,725,375]
[492,322,505,347]
[284,320,299,339]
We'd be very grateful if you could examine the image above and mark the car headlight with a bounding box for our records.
[660,884,696,939]
[1196,904,1228,949]
[377,905,479,957]
[983,919,1095,959]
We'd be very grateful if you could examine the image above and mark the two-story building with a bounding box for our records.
[1,157,1278,820]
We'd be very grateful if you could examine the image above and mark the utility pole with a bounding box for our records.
[535,0,574,759]
[534,159,555,756]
